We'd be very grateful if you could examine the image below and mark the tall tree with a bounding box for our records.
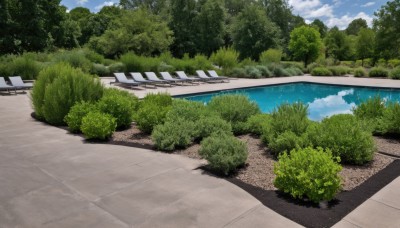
[289,25,322,67]
[325,27,353,61]
[311,19,327,38]
[69,7,91,22]
[0,0,14,53]
[232,5,282,60]
[169,0,198,57]
[373,0,400,59]
[346,18,368,35]
[356,28,375,66]
[195,0,225,56]
[261,0,293,44]
[120,0,168,14]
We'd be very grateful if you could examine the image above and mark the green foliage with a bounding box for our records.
[274,147,342,203]
[166,99,212,122]
[97,88,139,129]
[346,18,368,35]
[207,94,261,135]
[9,55,41,80]
[255,65,272,77]
[388,59,400,68]
[120,53,161,73]
[269,131,309,156]
[390,67,400,79]
[327,66,350,76]
[369,67,389,78]
[81,112,117,140]
[311,67,333,76]
[325,27,354,61]
[246,114,272,136]
[152,119,196,151]
[354,67,367,77]
[308,114,375,165]
[244,66,262,78]
[229,68,247,78]
[272,65,291,77]
[199,133,248,175]
[210,47,239,75]
[289,26,322,67]
[136,93,173,134]
[64,102,98,133]
[108,62,126,73]
[31,63,103,125]
[259,49,282,64]
[285,67,303,76]
[380,102,400,135]
[355,28,375,65]
[353,96,386,133]
[91,63,110,76]
[195,116,233,141]
[232,5,282,60]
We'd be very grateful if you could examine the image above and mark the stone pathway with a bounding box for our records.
[0,94,302,227]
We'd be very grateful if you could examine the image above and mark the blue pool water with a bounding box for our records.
[178,82,400,121]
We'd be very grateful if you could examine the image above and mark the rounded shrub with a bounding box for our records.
[151,119,196,151]
[64,102,98,133]
[136,93,173,134]
[81,112,117,140]
[353,96,386,133]
[244,66,262,78]
[246,114,272,136]
[207,94,261,135]
[166,99,212,122]
[308,114,375,165]
[369,67,389,78]
[268,131,309,156]
[273,66,291,77]
[285,67,303,76]
[10,55,41,80]
[97,88,139,129]
[311,67,333,76]
[199,133,248,175]
[229,68,246,78]
[274,147,342,203]
[108,62,126,73]
[31,63,104,125]
[390,67,400,79]
[255,65,272,77]
[194,116,233,141]
[327,66,350,76]
[91,63,110,76]
[379,102,400,135]
[353,67,367,77]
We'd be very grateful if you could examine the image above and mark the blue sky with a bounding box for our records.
[61,0,387,29]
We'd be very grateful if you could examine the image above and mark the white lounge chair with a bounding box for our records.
[207,70,230,82]
[9,76,33,90]
[0,77,16,94]
[144,72,172,86]
[176,71,203,82]
[196,70,223,83]
[130,72,159,87]
[113,73,141,89]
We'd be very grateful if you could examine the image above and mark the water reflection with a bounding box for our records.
[308,89,356,121]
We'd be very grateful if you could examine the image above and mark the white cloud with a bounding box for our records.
[326,12,373,29]
[361,2,375,7]
[76,0,88,5]
[95,1,117,11]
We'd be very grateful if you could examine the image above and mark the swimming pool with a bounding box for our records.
[178,82,400,121]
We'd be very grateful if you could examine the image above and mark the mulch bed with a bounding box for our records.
[111,124,400,228]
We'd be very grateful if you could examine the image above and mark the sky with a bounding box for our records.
[60,0,388,29]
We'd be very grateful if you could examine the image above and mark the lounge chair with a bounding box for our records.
[0,77,16,93]
[113,73,141,88]
[144,72,172,86]
[9,76,33,90]
[207,70,230,82]
[160,72,190,84]
[130,72,158,87]
[176,71,202,82]
[196,70,223,83]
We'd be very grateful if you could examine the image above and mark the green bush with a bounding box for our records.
[199,133,248,175]
[229,68,246,77]
[151,119,196,151]
[379,102,400,135]
[210,47,239,75]
[354,67,367,77]
[327,66,350,76]
[269,131,309,156]
[244,66,262,78]
[81,112,117,140]
[306,62,320,73]
[9,55,41,80]
[195,116,233,141]
[52,49,93,73]
[83,48,105,64]
[208,94,261,135]
[193,54,213,71]
[108,62,126,73]
[31,63,104,125]
[91,63,110,76]
[388,59,400,68]
[390,67,400,79]
[369,67,389,78]
[136,93,173,134]
[120,52,160,73]
[166,99,213,122]
[64,102,98,133]
[259,49,282,64]
[274,147,342,203]
[246,114,272,136]
[308,114,375,165]
[239,57,257,67]
[340,61,355,67]
[256,65,272,77]
[273,65,290,77]
[158,61,175,73]
[376,58,387,67]
[355,58,373,68]
[311,67,333,76]
[353,96,386,132]
[97,89,139,129]
[285,67,303,76]
[264,102,310,143]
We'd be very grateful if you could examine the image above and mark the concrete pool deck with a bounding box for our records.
[1,76,399,227]
[103,75,400,98]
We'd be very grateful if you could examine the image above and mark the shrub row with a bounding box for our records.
[229,64,303,78]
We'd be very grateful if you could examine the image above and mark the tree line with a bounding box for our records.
[1,0,400,63]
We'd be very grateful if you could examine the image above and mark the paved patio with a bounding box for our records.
[1,76,400,227]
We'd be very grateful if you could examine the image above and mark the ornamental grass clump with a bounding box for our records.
[81,112,117,140]
[353,67,367,77]
[390,67,400,79]
[136,93,173,134]
[369,67,389,78]
[307,114,375,165]
[199,133,248,175]
[274,147,342,203]
[207,94,261,135]
[31,63,103,125]
[311,67,333,76]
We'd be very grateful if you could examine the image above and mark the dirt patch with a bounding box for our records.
[111,124,154,149]
[374,136,400,157]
